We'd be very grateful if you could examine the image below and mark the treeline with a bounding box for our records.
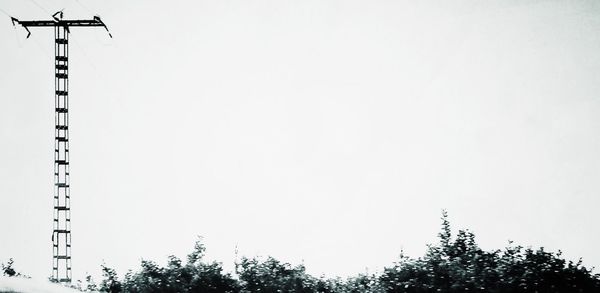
[4,212,600,292]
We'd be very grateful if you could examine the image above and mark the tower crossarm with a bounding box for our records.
[14,20,106,26]
[11,14,112,38]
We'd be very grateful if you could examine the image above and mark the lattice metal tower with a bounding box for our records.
[11,11,111,283]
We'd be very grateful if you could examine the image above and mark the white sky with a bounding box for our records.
[1,0,600,282]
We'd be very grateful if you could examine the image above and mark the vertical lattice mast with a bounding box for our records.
[11,12,111,284]
[53,25,71,283]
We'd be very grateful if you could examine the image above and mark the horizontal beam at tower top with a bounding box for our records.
[15,20,106,27]
[11,13,112,38]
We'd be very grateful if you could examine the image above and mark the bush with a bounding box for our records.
[379,211,600,292]
[92,211,600,292]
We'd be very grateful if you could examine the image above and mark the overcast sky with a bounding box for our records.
[1,0,600,282]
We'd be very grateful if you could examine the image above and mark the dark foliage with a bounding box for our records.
[87,212,600,293]
[378,211,600,293]
[92,239,239,293]
[1,258,17,277]
[1,258,28,278]
[236,256,317,293]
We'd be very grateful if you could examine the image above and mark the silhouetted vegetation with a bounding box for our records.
[97,241,239,293]
[1,258,28,278]
[2,258,17,277]
[81,211,599,292]
[5,212,600,292]
[378,211,600,292]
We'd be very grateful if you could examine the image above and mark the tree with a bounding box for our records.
[236,256,316,293]
[114,238,239,293]
[92,213,600,293]
[99,264,122,293]
[1,258,17,277]
[378,211,600,293]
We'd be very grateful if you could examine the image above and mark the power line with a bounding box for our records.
[0,7,11,17]
[26,0,51,15]
[74,0,94,15]
[30,33,51,57]
[13,24,24,48]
